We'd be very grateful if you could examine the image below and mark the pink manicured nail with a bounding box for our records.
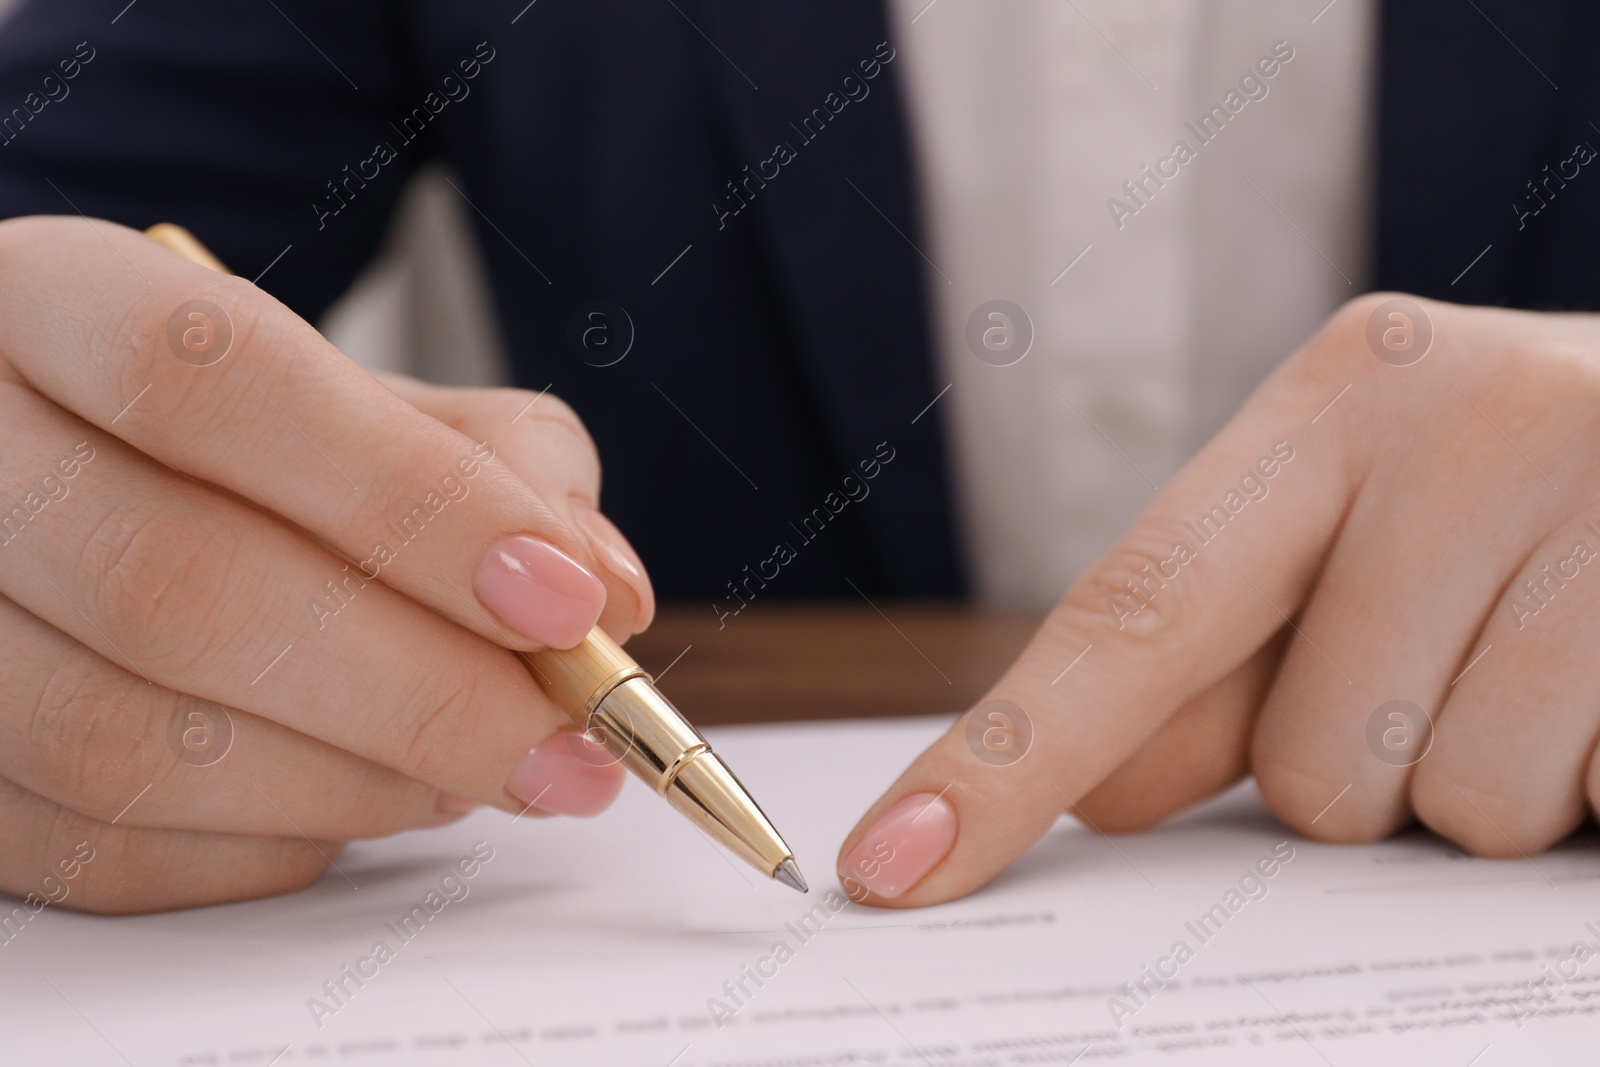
[574,506,644,582]
[435,793,481,815]
[574,505,655,628]
[504,729,625,817]
[474,534,605,648]
[839,792,957,899]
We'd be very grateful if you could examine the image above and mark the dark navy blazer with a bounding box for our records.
[0,1,1594,604]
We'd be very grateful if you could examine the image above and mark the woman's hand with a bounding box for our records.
[841,294,1600,905]
[0,216,653,914]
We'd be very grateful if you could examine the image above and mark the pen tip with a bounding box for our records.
[774,858,808,894]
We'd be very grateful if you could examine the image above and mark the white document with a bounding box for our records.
[3,715,1599,1065]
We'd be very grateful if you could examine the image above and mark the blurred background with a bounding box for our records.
[17,1,1580,724]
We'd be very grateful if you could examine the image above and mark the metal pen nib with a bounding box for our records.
[522,629,803,891]
[773,858,808,894]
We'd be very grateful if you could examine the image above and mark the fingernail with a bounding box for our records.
[504,728,626,817]
[839,792,957,900]
[474,534,605,648]
[573,504,655,628]
[435,793,481,815]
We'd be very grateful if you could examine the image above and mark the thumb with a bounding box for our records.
[835,324,1369,906]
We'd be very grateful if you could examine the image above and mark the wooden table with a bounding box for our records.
[623,603,1042,725]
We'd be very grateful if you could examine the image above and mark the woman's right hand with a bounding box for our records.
[0,216,653,915]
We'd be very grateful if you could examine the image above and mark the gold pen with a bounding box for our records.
[144,223,808,894]
[522,629,806,891]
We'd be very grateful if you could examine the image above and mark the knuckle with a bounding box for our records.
[103,274,263,443]
[80,494,244,673]
[390,666,488,783]
[512,391,598,459]
[1062,524,1211,650]
[1540,318,1600,385]
[99,294,163,410]
[262,841,337,897]
[58,833,167,914]
[1456,312,1600,426]
[48,835,140,916]
[329,766,436,837]
[517,389,587,439]
[1254,760,1385,844]
[30,651,169,820]
[65,831,332,915]
[1295,293,1391,379]
[1412,774,1544,859]
[1295,290,1464,389]
[17,805,117,914]
[1328,291,1394,335]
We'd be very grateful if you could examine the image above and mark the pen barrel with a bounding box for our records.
[520,628,645,722]
[521,631,796,880]
[591,677,792,877]
[588,676,708,792]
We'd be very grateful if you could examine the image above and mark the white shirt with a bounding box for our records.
[887,0,1374,605]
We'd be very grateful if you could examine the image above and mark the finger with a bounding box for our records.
[0,385,621,818]
[0,776,334,915]
[1252,384,1574,845]
[0,591,473,838]
[377,373,654,639]
[1074,631,1285,833]
[837,298,1383,906]
[0,217,605,651]
[1411,516,1600,856]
